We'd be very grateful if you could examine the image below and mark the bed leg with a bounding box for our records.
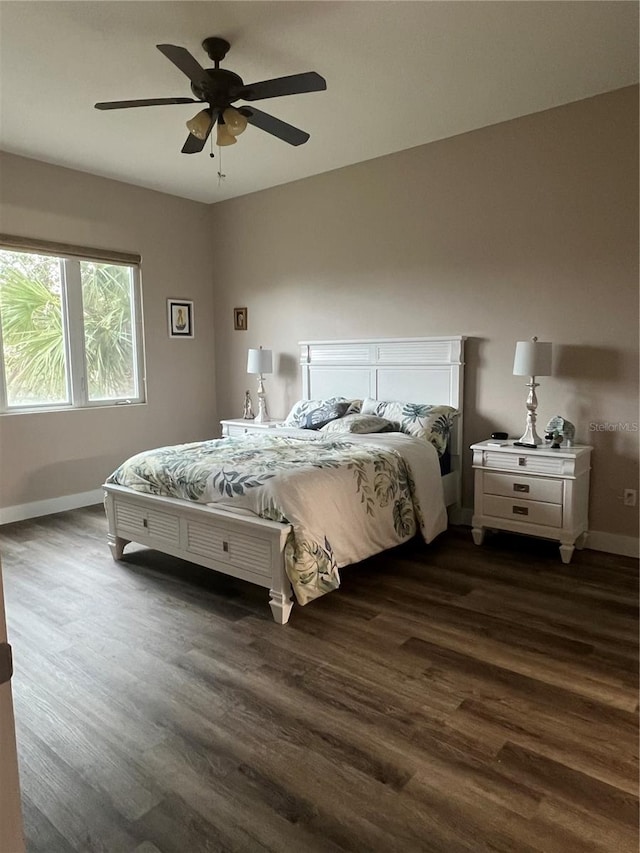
[108,534,129,561]
[269,588,294,624]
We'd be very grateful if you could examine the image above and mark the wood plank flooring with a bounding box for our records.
[1,506,638,853]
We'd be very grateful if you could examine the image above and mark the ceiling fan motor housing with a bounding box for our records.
[190,68,244,109]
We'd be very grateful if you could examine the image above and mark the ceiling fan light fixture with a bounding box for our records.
[96,39,325,155]
[216,120,237,146]
[222,107,248,136]
[186,109,212,140]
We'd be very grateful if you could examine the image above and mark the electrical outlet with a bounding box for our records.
[623,489,637,507]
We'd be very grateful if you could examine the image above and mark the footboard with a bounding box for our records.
[103,484,294,624]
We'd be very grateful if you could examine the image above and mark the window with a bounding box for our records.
[0,244,145,412]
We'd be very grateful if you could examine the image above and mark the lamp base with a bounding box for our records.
[519,376,543,444]
[254,376,269,423]
[517,425,543,445]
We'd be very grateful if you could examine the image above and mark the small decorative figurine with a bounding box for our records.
[545,415,575,447]
[243,390,255,420]
[550,430,564,449]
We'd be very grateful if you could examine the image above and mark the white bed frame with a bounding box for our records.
[104,336,465,624]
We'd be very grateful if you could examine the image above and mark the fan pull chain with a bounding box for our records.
[217,146,226,186]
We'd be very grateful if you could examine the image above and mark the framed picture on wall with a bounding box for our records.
[168,299,194,338]
[234,306,248,331]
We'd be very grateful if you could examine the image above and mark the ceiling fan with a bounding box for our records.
[95,37,326,154]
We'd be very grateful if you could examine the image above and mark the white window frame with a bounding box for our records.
[0,243,146,414]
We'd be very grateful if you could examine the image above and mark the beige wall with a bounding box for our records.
[0,88,637,541]
[211,86,639,540]
[0,154,217,509]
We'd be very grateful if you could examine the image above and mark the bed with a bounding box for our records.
[103,336,465,623]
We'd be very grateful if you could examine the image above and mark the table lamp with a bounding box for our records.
[247,346,273,423]
[513,336,553,445]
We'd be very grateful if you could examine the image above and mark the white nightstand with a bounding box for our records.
[220,418,283,437]
[470,440,592,564]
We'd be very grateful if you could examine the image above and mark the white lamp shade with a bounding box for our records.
[513,339,553,377]
[247,348,273,375]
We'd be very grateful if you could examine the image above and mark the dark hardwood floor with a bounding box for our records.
[1,505,638,853]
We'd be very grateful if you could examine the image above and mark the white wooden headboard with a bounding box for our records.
[298,336,466,508]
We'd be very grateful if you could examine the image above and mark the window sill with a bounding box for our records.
[0,401,147,416]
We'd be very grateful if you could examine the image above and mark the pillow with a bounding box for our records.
[320,413,397,435]
[360,399,458,456]
[345,399,362,415]
[284,397,361,427]
[299,401,350,430]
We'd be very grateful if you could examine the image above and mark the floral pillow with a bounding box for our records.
[360,399,458,456]
[320,413,396,435]
[284,397,361,427]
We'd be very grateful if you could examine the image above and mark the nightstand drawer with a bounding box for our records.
[483,472,563,504]
[221,419,281,437]
[483,495,562,528]
[225,424,253,436]
[482,451,565,475]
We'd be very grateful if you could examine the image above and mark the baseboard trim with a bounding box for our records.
[0,489,104,525]
[586,531,639,559]
[456,507,638,559]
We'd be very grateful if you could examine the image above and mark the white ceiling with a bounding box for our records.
[0,1,637,204]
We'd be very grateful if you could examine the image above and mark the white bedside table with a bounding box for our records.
[220,418,283,437]
[470,440,592,564]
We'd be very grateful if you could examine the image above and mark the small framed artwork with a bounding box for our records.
[168,299,194,338]
[234,306,248,331]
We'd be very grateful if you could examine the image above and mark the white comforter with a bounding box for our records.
[107,431,447,605]
[260,429,448,557]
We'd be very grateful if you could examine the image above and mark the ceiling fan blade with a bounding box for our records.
[239,107,310,146]
[157,44,211,89]
[232,71,326,102]
[95,97,199,110]
[181,113,216,154]
[182,133,207,154]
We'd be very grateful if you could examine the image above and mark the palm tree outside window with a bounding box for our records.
[0,247,145,412]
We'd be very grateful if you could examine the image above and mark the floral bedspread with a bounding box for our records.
[106,433,447,605]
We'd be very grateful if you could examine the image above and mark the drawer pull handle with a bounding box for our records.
[518,457,526,467]
[222,540,229,552]
[513,483,530,493]
[513,505,529,516]
[143,518,148,528]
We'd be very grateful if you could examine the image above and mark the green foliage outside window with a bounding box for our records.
[0,249,138,408]
[80,260,135,400]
